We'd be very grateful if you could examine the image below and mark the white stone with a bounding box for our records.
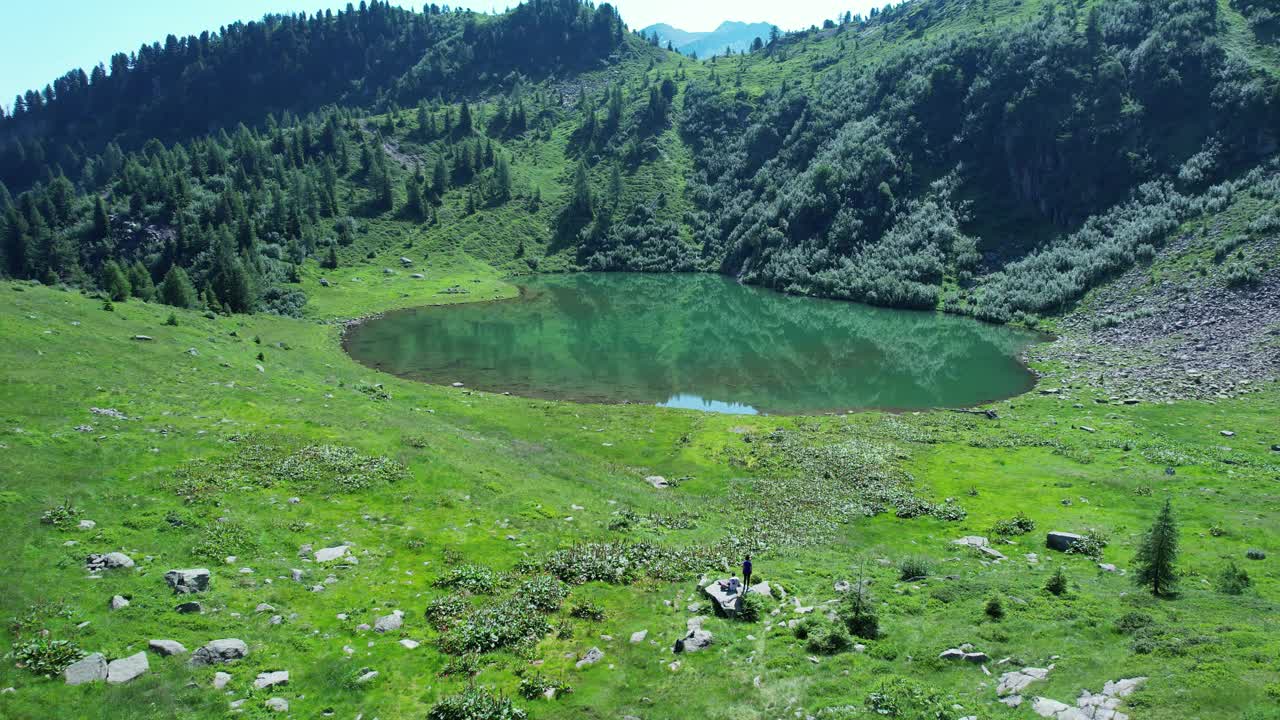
[64,653,108,685]
[254,671,289,689]
[106,652,149,684]
[314,545,349,563]
[265,697,288,713]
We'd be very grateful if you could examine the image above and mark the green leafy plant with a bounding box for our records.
[433,564,500,595]
[568,602,606,622]
[39,501,81,528]
[428,685,526,720]
[898,556,931,581]
[1216,562,1251,595]
[991,511,1036,537]
[12,638,85,678]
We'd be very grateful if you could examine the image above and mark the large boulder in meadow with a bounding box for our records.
[106,652,149,684]
[164,568,210,594]
[148,639,187,657]
[1046,532,1085,552]
[190,639,248,666]
[64,653,108,685]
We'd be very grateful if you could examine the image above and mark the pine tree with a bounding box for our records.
[457,101,473,135]
[0,181,12,214]
[406,175,424,218]
[493,155,512,203]
[569,162,593,219]
[432,156,449,199]
[159,266,198,308]
[1134,499,1180,597]
[322,244,339,270]
[609,164,623,208]
[101,260,131,301]
[127,260,155,301]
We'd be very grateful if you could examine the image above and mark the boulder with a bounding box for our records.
[64,653,108,685]
[954,536,1006,560]
[998,667,1051,697]
[673,629,713,653]
[110,595,130,610]
[1046,532,1085,552]
[86,552,134,571]
[939,648,966,661]
[175,601,204,614]
[704,578,744,616]
[191,639,248,666]
[399,639,419,649]
[374,610,404,633]
[254,671,289,689]
[964,652,990,664]
[645,475,670,489]
[213,672,232,689]
[148,639,187,657]
[164,568,210,594]
[575,647,605,669]
[314,545,349,563]
[78,520,96,530]
[265,697,289,713]
[106,652,149,684]
[630,630,648,644]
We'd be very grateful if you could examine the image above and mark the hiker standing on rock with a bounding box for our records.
[742,555,753,589]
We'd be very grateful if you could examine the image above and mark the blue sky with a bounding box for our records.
[0,0,882,105]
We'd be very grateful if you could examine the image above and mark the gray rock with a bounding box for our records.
[148,639,187,656]
[314,545,349,563]
[86,552,134,571]
[164,568,210,594]
[575,647,605,669]
[265,697,289,713]
[110,595,130,610]
[630,630,648,644]
[132,335,154,342]
[254,671,289,689]
[954,535,1007,561]
[64,653,108,685]
[997,667,1051,696]
[645,475,670,489]
[1046,532,1085,552]
[939,648,966,661]
[255,603,275,613]
[106,652,149,684]
[964,652,990,664]
[290,569,304,582]
[78,520,96,530]
[213,671,232,689]
[374,610,403,633]
[175,601,204,614]
[190,639,248,666]
[674,629,713,653]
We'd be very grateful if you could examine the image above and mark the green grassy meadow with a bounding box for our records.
[1,241,1277,718]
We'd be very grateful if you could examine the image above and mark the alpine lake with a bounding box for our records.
[344,273,1045,415]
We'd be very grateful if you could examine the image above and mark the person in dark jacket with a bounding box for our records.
[742,555,753,589]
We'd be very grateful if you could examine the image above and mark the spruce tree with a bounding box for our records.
[1134,499,1180,597]
[406,176,424,218]
[127,260,155,301]
[323,244,339,270]
[570,162,593,219]
[91,196,111,240]
[159,266,198,308]
[101,260,131,301]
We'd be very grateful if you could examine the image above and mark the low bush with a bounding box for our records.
[898,556,931,581]
[517,673,572,700]
[984,595,1005,621]
[864,677,960,719]
[190,521,257,560]
[39,501,81,529]
[1065,531,1110,559]
[568,602,606,622]
[807,624,854,654]
[1045,567,1069,596]
[736,592,769,622]
[439,600,551,655]
[515,576,568,613]
[1216,562,1251,595]
[1115,611,1155,634]
[428,686,526,720]
[434,564,500,595]
[991,512,1036,537]
[13,638,85,678]
[426,596,470,630]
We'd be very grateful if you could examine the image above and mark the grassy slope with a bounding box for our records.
[1,257,1277,719]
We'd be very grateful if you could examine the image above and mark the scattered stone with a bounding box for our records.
[954,536,1006,561]
[319,278,331,287]
[399,639,419,649]
[1098,563,1118,573]
[255,603,275,613]
[86,552,134,571]
[1220,430,1235,437]
[630,630,648,644]
[264,698,288,713]
[213,672,232,689]
[355,670,379,684]
[110,595,130,610]
[374,610,404,633]
[78,520,96,530]
[673,628,713,653]
[997,667,1051,697]
[176,601,204,614]
[191,639,249,666]
[411,273,425,279]
[1079,426,1096,433]
[106,653,149,684]
[939,649,966,661]
[64,653,108,685]
[164,568,210,594]
[1046,532,1085,552]
[149,640,187,657]
[291,569,304,582]
[576,647,605,669]
[254,671,289,689]
[132,335,154,342]
[314,545,349,563]
[645,475,670,489]
[964,652,990,664]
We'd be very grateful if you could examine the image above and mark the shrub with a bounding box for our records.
[164,312,179,326]
[39,501,81,528]
[515,576,568,613]
[840,593,881,640]
[439,600,551,655]
[1045,567,1069,596]
[898,556,931,581]
[428,686,526,720]
[12,638,85,678]
[736,591,769,622]
[517,673,572,700]
[426,596,470,630]
[1115,611,1155,634]
[807,624,853,655]
[190,521,257,560]
[434,565,500,595]
[1065,531,1110,559]
[439,654,483,678]
[984,595,1005,621]
[568,602,606,622]
[864,677,959,719]
[991,512,1036,537]
[1216,562,1251,595]
[1209,525,1226,537]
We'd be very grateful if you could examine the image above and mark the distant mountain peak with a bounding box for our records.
[641,20,777,57]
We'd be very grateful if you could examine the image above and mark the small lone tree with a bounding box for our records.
[1134,499,1180,597]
